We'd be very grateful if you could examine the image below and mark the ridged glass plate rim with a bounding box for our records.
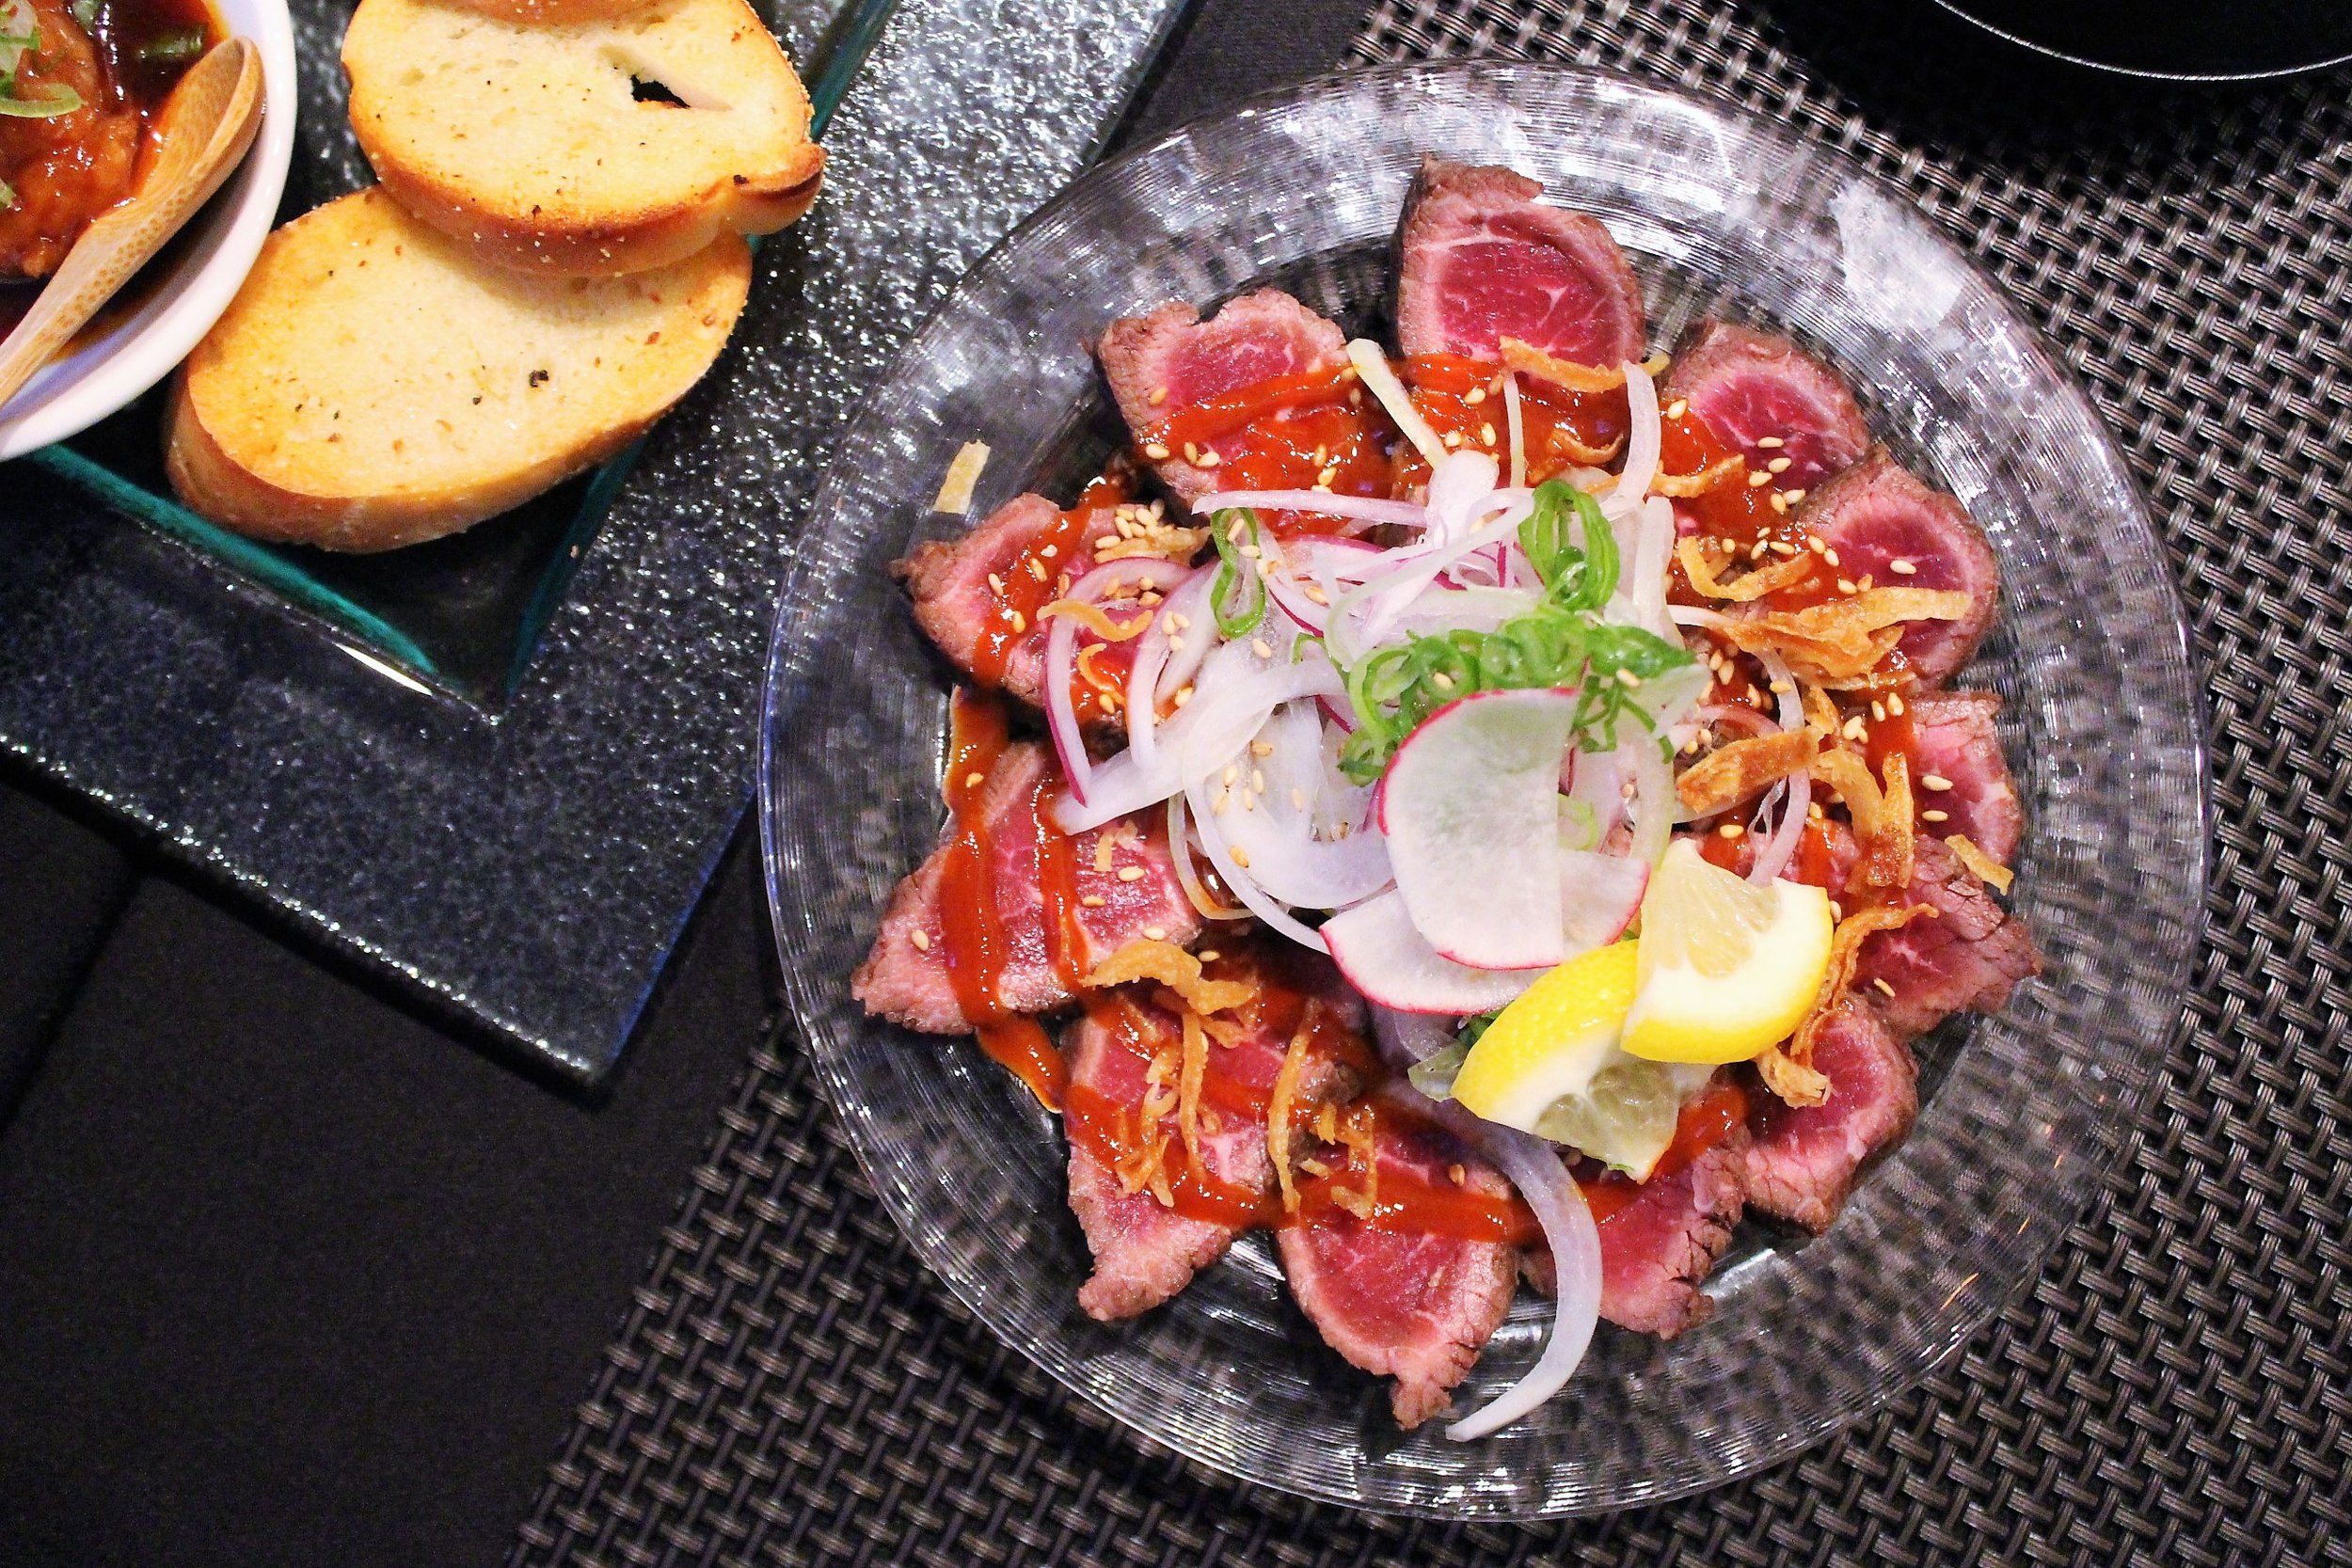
[760,59,2207,1516]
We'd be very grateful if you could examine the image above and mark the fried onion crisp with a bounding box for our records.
[1266,1008,1316,1214]
[1765,902,1937,1107]
[1086,940,1255,1015]
[1946,833,2015,894]
[1499,336,1628,392]
[1677,536,1820,601]
[1718,587,1972,682]
[1651,454,1748,499]
[1177,1007,1208,1179]
[1041,598,1152,642]
[1677,726,1823,816]
[1810,746,1914,894]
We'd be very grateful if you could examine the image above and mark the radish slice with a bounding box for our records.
[1379,688,1576,970]
[1322,892,1538,1014]
[1559,849,1649,954]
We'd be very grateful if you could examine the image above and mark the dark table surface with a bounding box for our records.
[0,2,1367,1564]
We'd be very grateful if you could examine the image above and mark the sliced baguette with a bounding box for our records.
[438,0,652,23]
[166,186,751,551]
[343,0,823,277]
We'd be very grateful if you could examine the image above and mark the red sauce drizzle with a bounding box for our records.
[969,466,1141,726]
[1059,972,1539,1243]
[1137,366,1393,537]
[1398,355,1630,489]
[1580,1080,1751,1224]
[935,690,1067,1110]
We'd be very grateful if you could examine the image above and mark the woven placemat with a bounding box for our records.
[512,3,2351,1562]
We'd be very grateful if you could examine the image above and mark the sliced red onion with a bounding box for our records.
[1694,702,1779,737]
[1041,557,1194,802]
[1190,488,1431,532]
[1166,793,1248,921]
[1370,1001,1460,1067]
[1442,1122,1601,1442]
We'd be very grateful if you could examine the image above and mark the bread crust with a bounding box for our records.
[166,189,753,552]
[343,0,823,277]
[367,146,822,277]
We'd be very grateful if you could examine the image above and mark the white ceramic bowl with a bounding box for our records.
[0,0,296,460]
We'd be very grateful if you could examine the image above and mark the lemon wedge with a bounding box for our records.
[1621,839,1834,1065]
[1449,942,1707,1176]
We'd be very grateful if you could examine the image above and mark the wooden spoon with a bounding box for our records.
[0,37,263,412]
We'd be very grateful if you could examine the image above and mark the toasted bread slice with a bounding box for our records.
[167,187,751,551]
[439,0,650,22]
[343,0,823,277]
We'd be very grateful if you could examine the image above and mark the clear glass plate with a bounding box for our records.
[759,61,2206,1516]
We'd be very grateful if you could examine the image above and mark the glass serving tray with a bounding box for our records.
[0,0,1188,1077]
[760,63,2205,1513]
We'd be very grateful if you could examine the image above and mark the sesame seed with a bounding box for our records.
[1922,809,1949,823]
[1770,493,1789,514]
[1872,977,1898,998]
[1081,894,1106,907]
[987,573,1006,594]
[1823,546,1842,567]
[1143,926,1168,941]
[1767,456,1792,474]
[1303,582,1328,605]
[1889,558,1917,576]
[1836,578,1857,595]
[1616,668,1643,688]
[1250,638,1273,658]
[1183,442,1200,464]
[1856,575,1873,593]
[1449,1164,1467,1185]
[1198,950,1220,963]
[1143,442,1170,460]
[1117,865,1147,882]
[1149,386,1168,406]
[1755,435,1785,449]
[1746,469,1772,488]
[1922,773,1954,791]
[910,929,931,951]
[1665,398,1689,420]
[1251,768,1267,794]
[963,771,984,788]
[1871,700,1886,721]
[1173,685,1193,707]
[1831,900,1844,920]
[1230,846,1252,869]
[1465,387,1486,406]
[1718,822,1745,839]
[1197,449,1222,468]
[1750,537,1771,561]
[1292,788,1307,809]
[1040,545,1058,559]
[1843,716,1867,741]
[1027,558,1048,581]
[1167,635,1185,653]
[1808,801,1825,819]
[1480,421,1498,446]
[1769,540,1798,556]
[1250,740,1274,756]
[1430,671,1454,689]
[1784,488,1808,504]
[1222,765,1239,786]
[1770,679,1792,693]
[1806,535,1827,554]
[1442,431,1463,449]
[1886,690,1905,716]
[1007,610,1027,632]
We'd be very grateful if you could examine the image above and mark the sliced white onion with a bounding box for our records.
[1502,370,1527,490]
[1370,1002,1460,1066]
[1348,339,1448,468]
[1041,558,1194,802]
[1425,451,1502,544]
[1190,489,1431,532]
[1214,701,1390,909]
[1183,769,1326,948]
[1746,647,1811,884]
[1151,571,1221,710]
[1627,724,1677,867]
[1614,358,1661,502]
[1630,497,1676,640]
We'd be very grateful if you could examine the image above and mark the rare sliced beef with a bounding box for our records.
[893,494,1122,709]
[1279,1111,1518,1429]
[1795,450,2000,686]
[1065,1006,1258,1320]
[1908,689,2025,866]
[1520,1100,1752,1338]
[1739,1003,1916,1232]
[1853,836,2042,1038]
[1662,319,1869,493]
[1097,290,1349,504]
[1394,155,1646,367]
[851,743,1202,1033]
[1068,946,1367,1319]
